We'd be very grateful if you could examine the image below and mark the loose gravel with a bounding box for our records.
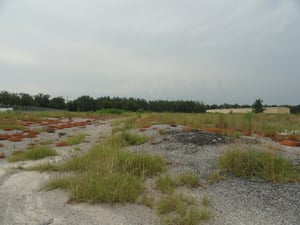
[132,125,300,225]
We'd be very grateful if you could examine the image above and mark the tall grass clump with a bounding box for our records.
[8,145,56,162]
[121,131,149,145]
[157,174,179,194]
[157,195,187,216]
[117,151,165,177]
[157,194,211,225]
[66,173,142,203]
[42,134,165,204]
[178,173,199,188]
[218,148,300,183]
[156,173,199,194]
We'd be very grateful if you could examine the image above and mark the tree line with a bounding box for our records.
[1,90,299,113]
[0,91,206,113]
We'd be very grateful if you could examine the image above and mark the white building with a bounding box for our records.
[0,108,13,112]
[207,107,290,114]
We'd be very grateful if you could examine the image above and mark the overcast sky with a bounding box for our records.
[0,0,299,105]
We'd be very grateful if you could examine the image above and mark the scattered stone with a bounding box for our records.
[0,152,6,159]
[58,132,66,137]
[38,218,54,225]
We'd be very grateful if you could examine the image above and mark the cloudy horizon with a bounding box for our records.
[0,0,299,105]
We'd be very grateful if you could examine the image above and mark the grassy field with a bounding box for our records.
[0,110,125,130]
[1,111,300,138]
[111,112,300,146]
[2,111,300,224]
[131,112,300,137]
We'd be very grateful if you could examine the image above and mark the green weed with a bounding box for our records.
[156,195,187,216]
[218,148,300,183]
[156,174,179,194]
[0,119,24,130]
[121,131,149,146]
[68,173,142,204]
[178,173,199,188]
[160,214,183,225]
[205,170,224,185]
[117,151,165,178]
[139,193,155,209]
[7,146,56,162]
[157,194,210,225]
[182,206,202,225]
[198,207,211,221]
[65,134,86,146]
[43,177,72,191]
[41,135,164,204]
[28,163,59,172]
[201,196,211,207]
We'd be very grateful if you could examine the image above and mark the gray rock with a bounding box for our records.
[38,218,54,225]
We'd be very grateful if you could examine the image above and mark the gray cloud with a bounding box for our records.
[0,0,299,104]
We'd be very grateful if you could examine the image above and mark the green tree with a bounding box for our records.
[0,91,20,105]
[73,95,95,111]
[49,97,66,109]
[19,93,36,106]
[252,98,264,113]
[34,93,50,108]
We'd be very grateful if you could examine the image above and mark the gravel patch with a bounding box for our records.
[132,125,300,225]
